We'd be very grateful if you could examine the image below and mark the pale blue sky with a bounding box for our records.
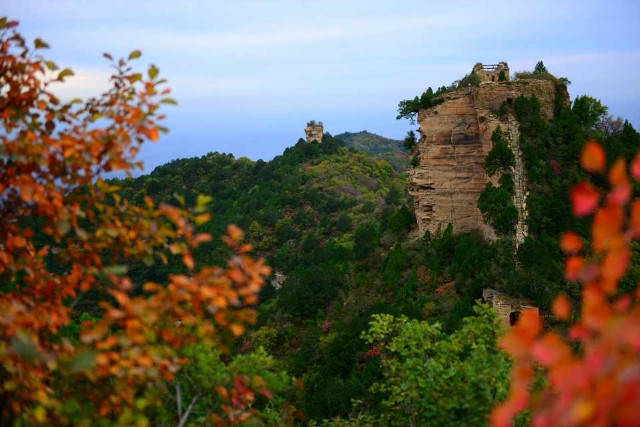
[3,0,640,171]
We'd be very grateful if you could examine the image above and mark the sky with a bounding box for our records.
[3,0,640,172]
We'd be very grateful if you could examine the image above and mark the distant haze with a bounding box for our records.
[3,0,640,172]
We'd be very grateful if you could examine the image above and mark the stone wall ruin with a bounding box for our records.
[472,62,510,83]
[482,288,538,328]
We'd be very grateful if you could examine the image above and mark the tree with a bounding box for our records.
[403,130,417,151]
[492,141,640,426]
[478,184,518,235]
[153,345,293,426]
[363,304,511,427]
[396,97,420,124]
[456,72,482,89]
[572,95,608,130]
[485,128,515,177]
[0,19,270,424]
[533,61,548,74]
[354,222,380,260]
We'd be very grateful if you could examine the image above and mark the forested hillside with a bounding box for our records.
[334,131,406,171]
[112,82,640,424]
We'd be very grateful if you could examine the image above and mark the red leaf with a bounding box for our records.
[531,332,571,367]
[570,181,600,217]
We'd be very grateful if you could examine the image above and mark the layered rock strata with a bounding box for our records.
[409,79,563,239]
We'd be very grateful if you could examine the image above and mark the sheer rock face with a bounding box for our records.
[409,79,564,239]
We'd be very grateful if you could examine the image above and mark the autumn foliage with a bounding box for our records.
[0,18,269,424]
[492,140,640,426]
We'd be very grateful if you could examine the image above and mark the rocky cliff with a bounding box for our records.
[305,122,324,143]
[408,79,566,241]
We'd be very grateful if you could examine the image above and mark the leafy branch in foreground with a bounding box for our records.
[0,18,269,425]
[492,140,640,426]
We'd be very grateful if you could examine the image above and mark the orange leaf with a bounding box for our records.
[609,158,627,186]
[12,235,27,248]
[182,253,194,270]
[515,308,542,341]
[600,245,630,293]
[565,256,584,281]
[631,151,640,180]
[580,140,605,173]
[560,231,582,254]
[629,199,640,238]
[229,324,244,337]
[608,159,631,205]
[227,224,244,242]
[570,181,600,217]
[552,294,571,320]
[148,127,159,142]
[212,296,228,308]
[592,203,623,252]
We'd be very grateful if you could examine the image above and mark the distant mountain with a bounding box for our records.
[335,131,407,172]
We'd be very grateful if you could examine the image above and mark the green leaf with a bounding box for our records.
[128,50,142,60]
[68,349,96,373]
[0,17,7,29]
[128,73,142,83]
[34,38,50,49]
[56,219,71,236]
[173,193,185,206]
[148,64,159,80]
[57,68,74,80]
[44,61,58,71]
[10,331,42,363]
[196,194,213,213]
[160,98,177,106]
[103,265,128,276]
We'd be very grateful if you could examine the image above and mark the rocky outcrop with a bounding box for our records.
[271,271,286,291]
[409,79,564,239]
[305,122,324,143]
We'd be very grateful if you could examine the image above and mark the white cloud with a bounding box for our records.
[48,67,112,100]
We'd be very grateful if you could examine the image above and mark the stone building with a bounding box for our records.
[482,288,538,328]
[472,62,510,83]
[305,121,324,143]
